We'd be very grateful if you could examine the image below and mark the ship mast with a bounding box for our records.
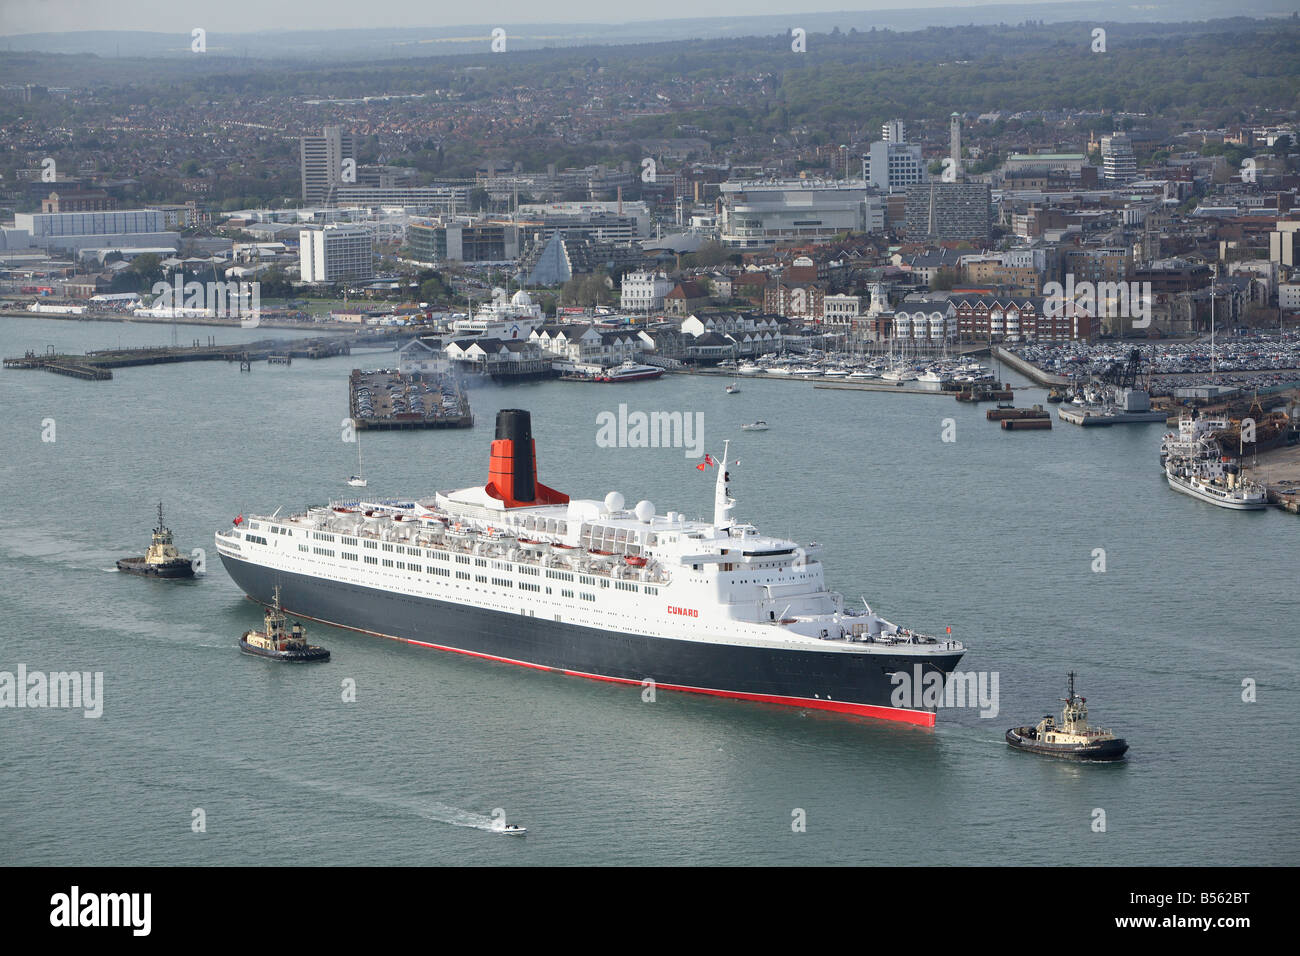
[713,439,735,532]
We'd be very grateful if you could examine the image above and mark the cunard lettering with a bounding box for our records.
[667,605,699,617]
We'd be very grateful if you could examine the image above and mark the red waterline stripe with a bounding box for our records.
[256,598,937,727]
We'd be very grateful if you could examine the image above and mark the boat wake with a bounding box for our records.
[101,567,120,572]
[227,758,504,832]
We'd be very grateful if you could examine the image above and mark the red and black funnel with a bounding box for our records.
[485,409,569,509]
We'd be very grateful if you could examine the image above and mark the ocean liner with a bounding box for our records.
[216,410,965,725]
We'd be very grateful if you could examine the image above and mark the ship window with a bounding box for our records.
[364,541,377,549]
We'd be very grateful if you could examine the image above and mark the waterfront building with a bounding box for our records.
[299,224,374,284]
[620,271,674,312]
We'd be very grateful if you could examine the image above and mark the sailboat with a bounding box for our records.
[725,380,740,394]
[347,429,367,487]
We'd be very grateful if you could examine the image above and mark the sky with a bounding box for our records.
[0,0,1076,37]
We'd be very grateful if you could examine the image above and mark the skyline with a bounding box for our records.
[0,0,1196,39]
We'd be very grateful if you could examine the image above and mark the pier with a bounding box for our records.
[3,337,350,381]
[991,346,1069,386]
[813,381,954,395]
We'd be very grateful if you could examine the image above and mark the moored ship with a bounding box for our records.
[216,409,965,725]
[117,503,196,578]
[596,361,665,383]
[1165,455,1268,510]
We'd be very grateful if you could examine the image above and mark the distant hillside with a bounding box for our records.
[3,1,1298,60]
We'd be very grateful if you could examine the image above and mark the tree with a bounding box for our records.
[931,267,958,291]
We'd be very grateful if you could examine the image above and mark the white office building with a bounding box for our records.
[299,225,374,283]
[620,271,674,311]
[864,141,928,193]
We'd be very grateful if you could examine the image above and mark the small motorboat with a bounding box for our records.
[500,824,527,835]
[740,421,769,431]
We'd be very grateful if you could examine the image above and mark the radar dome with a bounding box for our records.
[604,491,625,513]
[511,289,533,307]
[634,500,655,523]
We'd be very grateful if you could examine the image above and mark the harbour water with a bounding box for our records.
[2,315,1296,866]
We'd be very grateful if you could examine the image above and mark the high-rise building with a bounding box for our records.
[903,182,992,242]
[882,119,906,144]
[865,140,927,192]
[300,126,356,205]
[949,113,963,179]
[1101,133,1138,184]
[299,224,373,283]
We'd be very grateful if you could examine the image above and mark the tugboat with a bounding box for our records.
[240,586,331,662]
[117,502,196,578]
[1006,673,1128,761]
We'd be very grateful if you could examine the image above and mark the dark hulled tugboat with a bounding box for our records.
[1006,672,1128,761]
[240,586,330,663]
[117,502,196,578]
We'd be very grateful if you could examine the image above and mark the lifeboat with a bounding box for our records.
[624,555,647,567]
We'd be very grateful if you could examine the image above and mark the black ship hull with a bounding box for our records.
[1005,727,1129,761]
[238,639,330,663]
[116,557,195,579]
[220,553,963,725]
